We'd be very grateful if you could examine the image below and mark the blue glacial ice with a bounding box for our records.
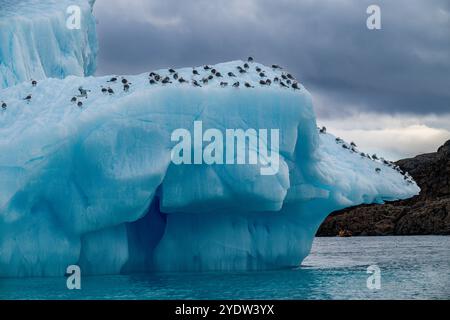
[0,61,420,277]
[0,0,97,89]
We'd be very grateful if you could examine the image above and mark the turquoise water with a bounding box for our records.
[1,236,449,300]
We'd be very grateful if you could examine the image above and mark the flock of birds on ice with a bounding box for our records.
[0,56,415,184]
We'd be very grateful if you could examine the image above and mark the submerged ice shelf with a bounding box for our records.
[0,60,419,277]
[0,0,98,89]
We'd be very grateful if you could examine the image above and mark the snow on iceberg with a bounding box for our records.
[0,0,97,89]
[0,61,419,277]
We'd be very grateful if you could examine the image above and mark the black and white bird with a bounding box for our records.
[256,67,262,73]
[168,68,176,74]
[280,81,288,88]
[71,97,77,103]
[31,80,37,87]
[232,81,240,88]
[149,79,157,85]
[23,94,32,102]
[77,101,83,108]
[292,82,300,90]
[1,101,6,110]
[204,65,212,70]
[193,69,199,75]
[220,82,228,87]
[178,77,188,83]
[228,72,236,77]
[192,80,202,87]
[162,77,172,84]
[123,83,130,92]
[107,77,118,83]
[215,72,222,77]
[248,56,254,62]
[121,78,128,84]
[101,86,108,93]
[107,87,114,95]
[272,64,282,70]
[243,63,249,69]
[244,82,254,88]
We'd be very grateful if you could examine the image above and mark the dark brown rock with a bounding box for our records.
[317,140,450,236]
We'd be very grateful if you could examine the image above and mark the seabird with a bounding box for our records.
[107,87,114,94]
[287,73,294,80]
[178,77,187,83]
[292,82,300,90]
[208,75,214,80]
[232,81,240,88]
[31,80,37,87]
[202,78,209,84]
[173,73,179,80]
[1,101,6,110]
[162,77,171,84]
[107,77,118,83]
[286,79,292,85]
[228,72,236,77]
[243,63,249,69]
[220,82,228,87]
[280,81,288,88]
[23,94,32,102]
[121,78,128,84]
[248,57,254,62]
[272,64,282,70]
[123,83,130,92]
[215,72,222,77]
[192,80,202,87]
[239,69,247,74]
[273,77,279,83]
[211,69,217,74]
[259,72,266,78]
[149,79,157,85]
[154,74,161,81]
[259,80,267,86]
[193,69,199,75]
[319,126,327,134]
[204,65,212,70]
[375,168,381,173]
[265,79,272,85]
[168,68,176,74]
[244,82,254,88]
[77,101,83,108]
[149,72,156,77]
[281,74,288,80]
[71,97,77,103]
[256,67,262,72]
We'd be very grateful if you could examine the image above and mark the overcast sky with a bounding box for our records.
[93,0,450,160]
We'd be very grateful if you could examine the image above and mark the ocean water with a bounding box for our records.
[0,236,448,300]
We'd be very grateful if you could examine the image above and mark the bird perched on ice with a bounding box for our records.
[77,101,83,108]
[228,72,236,77]
[23,94,32,102]
[248,56,254,62]
[31,80,37,87]
[232,81,240,88]
[70,97,77,103]
[1,101,6,110]
[107,87,114,95]
[192,80,202,87]
[244,82,254,88]
[107,77,118,83]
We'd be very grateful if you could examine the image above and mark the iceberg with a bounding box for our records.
[0,0,97,89]
[0,61,419,277]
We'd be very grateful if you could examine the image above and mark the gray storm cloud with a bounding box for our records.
[93,0,450,158]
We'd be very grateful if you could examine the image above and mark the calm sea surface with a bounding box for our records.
[1,236,449,300]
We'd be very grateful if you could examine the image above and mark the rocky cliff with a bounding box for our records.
[317,140,450,236]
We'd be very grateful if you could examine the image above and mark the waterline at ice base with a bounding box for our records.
[0,1,419,278]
